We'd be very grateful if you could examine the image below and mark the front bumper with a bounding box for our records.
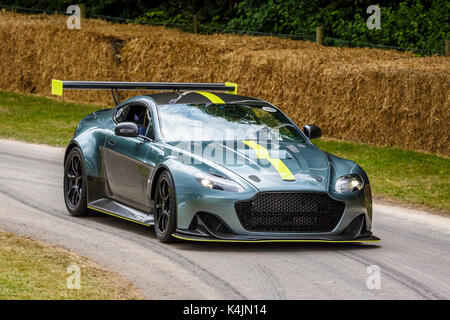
[173,210,380,243]
[176,187,379,242]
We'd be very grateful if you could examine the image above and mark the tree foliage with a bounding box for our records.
[2,0,448,53]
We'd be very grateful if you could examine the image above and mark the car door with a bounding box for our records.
[103,102,154,212]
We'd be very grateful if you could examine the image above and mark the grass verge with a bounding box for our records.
[314,139,449,213]
[0,90,448,213]
[0,90,100,146]
[0,230,143,299]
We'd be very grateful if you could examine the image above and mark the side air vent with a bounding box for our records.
[189,212,233,236]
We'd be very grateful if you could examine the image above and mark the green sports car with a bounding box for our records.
[54,80,379,243]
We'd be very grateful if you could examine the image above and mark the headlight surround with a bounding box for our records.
[334,174,364,193]
[193,172,244,192]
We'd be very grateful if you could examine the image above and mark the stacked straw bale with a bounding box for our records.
[0,12,448,154]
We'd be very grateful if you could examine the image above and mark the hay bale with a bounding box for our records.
[0,12,448,155]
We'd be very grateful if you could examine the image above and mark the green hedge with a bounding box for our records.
[224,0,449,54]
[2,0,449,54]
[137,0,449,54]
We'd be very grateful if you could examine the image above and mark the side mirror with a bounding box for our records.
[115,122,139,137]
[303,124,322,139]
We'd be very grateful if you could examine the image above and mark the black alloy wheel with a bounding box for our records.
[64,147,88,216]
[154,171,177,242]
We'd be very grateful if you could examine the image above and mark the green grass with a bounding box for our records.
[0,230,143,299]
[0,90,448,213]
[0,90,101,146]
[314,140,449,213]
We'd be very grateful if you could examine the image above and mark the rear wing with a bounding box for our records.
[51,80,238,105]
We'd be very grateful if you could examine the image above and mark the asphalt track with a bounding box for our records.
[0,139,448,299]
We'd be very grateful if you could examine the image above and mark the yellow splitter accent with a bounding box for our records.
[172,234,380,243]
[243,140,296,181]
[88,206,149,226]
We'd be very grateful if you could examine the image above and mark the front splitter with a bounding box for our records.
[172,231,381,243]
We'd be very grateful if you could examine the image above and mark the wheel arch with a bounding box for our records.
[64,141,82,165]
[150,164,170,201]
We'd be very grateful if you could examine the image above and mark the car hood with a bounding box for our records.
[172,141,330,192]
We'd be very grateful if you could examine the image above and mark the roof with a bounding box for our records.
[146,92,264,105]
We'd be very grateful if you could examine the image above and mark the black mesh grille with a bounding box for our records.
[235,192,345,232]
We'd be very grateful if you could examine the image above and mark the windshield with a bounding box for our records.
[157,103,305,143]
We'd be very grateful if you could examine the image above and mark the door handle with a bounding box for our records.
[107,139,115,146]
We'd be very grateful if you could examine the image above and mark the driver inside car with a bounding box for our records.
[134,113,147,136]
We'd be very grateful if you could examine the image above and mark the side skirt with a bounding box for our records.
[88,198,154,226]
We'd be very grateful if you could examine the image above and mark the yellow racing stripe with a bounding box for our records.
[196,91,225,104]
[243,140,296,181]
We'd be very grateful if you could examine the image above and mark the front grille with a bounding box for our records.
[235,192,345,232]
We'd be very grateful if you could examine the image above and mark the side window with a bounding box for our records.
[115,105,129,123]
[116,103,154,139]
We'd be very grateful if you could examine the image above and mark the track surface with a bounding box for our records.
[0,139,449,299]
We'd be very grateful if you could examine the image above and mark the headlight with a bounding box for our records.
[335,174,363,193]
[193,172,244,192]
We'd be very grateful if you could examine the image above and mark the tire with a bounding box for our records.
[154,170,177,243]
[63,147,88,217]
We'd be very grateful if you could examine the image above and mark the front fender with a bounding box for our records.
[70,128,108,178]
[326,152,373,231]
[159,157,257,229]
